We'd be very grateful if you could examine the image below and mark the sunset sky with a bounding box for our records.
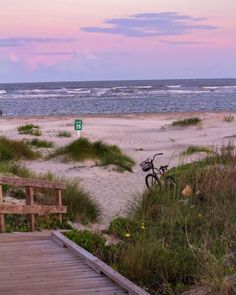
[0,0,235,83]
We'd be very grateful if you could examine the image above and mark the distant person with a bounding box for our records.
[0,110,2,115]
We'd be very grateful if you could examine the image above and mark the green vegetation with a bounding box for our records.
[0,162,32,178]
[172,117,202,127]
[66,143,236,294]
[63,182,101,224]
[0,136,39,161]
[5,214,72,233]
[65,230,106,254]
[51,137,135,172]
[182,145,213,155]
[57,131,71,137]
[26,138,54,148]
[0,161,100,230]
[224,115,234,123]
[17,123,42,136]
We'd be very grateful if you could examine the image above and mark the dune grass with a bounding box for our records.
[172,117,202,127]
[182,145,213,155]
[0,160,100,227]
[66,143,236,294]
[0,136,40,161]
[224,115,234,123]
[0,161,33,178]
[26,138,54,148]
[57,131,71,137]
[63,182,101,224]
[17,123,42,136]
[51,137,135,172]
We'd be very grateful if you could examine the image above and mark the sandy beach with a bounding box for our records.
[1,111,236,227]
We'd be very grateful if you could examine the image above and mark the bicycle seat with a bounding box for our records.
[160,165,168,170]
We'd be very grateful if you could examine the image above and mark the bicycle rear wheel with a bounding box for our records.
[164,175,176,190]
[145,174,161,191]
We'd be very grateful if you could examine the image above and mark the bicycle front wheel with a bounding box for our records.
[145,174,161,191]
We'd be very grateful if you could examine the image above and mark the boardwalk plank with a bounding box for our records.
[0,232,133,295]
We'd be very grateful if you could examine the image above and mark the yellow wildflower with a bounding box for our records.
[125,233,131,238]
[141,222,145,230]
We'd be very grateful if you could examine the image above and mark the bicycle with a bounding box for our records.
[140,153,176,190]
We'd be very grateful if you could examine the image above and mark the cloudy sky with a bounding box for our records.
[0,0,235,83]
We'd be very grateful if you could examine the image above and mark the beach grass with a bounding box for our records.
[0,160,100,227]
[224,115,234,123]
[17,123,42,136]
[51,137,135,172]
[63,182,101,224]
[182,145,213,155]
[25,138,54,148]
[0,161,33,178]
[57,131,71,137]
[0,136,40,161]
[172,117,202,127]
[65,143,236,294]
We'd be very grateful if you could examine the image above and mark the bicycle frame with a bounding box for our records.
[149,153,166,178]
[142,153,175,190]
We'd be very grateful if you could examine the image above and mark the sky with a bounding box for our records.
[0,0,235,83]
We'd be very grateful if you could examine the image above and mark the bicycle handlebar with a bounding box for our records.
[153,153,163,161]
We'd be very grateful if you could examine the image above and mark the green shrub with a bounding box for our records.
[0,137,39,161]
[17,123,42,136]
[118,238,196,292]
[109,217,143,240]
[5,214,71,232]
[109,217,130,237]
[26,138,54,148]
[0,144,13,161]
[5,215,30,232]
[63,182,101,224]
[51,137,135,172]
[172,117,201,127]
[57,131,71,137]
[65,230,106,254]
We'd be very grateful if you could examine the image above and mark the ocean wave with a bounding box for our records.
[148,89,209,94]
[165,85,182,88]
[66,88,95,95]
[110,86,129,90]
[111,86,152,90]
[5,94,74,99]
[202,86,220,90]
[0,90,7,95]
[221,86,236,90]
[16,88,69,94]
[17,89,49,94]
[129,85,152,89]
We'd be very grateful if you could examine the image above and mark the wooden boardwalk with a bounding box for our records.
[0,231,149,295]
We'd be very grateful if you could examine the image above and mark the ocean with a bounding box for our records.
[0,78,236,116]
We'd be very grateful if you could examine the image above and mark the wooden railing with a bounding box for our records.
[0,176,67,233]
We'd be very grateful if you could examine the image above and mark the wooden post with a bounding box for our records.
[0,185,5,233]
[55,189,62,223]
[26,186,35,231]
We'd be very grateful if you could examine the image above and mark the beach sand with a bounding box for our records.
[1,112,236,227]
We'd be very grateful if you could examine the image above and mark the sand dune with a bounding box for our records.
[1,112,236,227]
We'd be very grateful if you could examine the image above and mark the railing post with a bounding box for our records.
[0,185,5,233]
[26,186,35,231]
[55,189,62,223]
